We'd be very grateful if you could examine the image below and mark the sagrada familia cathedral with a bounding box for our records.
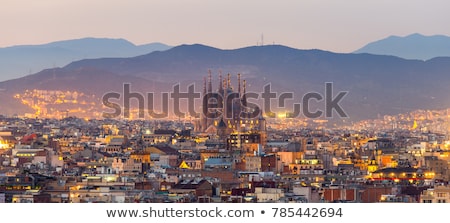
[194,71,266,150]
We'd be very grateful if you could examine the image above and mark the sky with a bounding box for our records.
[1,0,449,53]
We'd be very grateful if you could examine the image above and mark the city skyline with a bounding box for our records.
[1,0,450,52]
[3,0,450,211]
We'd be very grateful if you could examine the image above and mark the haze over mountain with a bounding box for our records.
[354,33,450,60]
[0,38,171,82]
[1,43,450,124]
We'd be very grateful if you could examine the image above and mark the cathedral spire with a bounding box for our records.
[203,76,206,95]
[242,79,247,107]
[208,70,212,93]
[237,73,241,96]
[219,72,223,91]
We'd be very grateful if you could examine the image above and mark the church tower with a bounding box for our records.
[367,152,379,173]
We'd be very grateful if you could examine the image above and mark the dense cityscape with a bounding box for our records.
[2,5,450,223]
[1,75,450,203]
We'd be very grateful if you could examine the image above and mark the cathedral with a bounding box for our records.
[194,71,267,148]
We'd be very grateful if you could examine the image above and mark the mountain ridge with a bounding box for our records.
[2,43,450,123]
[0,37,172,82]
[354,33,450,60]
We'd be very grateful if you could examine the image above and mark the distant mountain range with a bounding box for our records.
[354,33,450,60]
[1,44,450,124]
[2,33,449,82]
[0,38,171,81]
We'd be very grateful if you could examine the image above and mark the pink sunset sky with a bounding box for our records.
[1,0,449,52]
